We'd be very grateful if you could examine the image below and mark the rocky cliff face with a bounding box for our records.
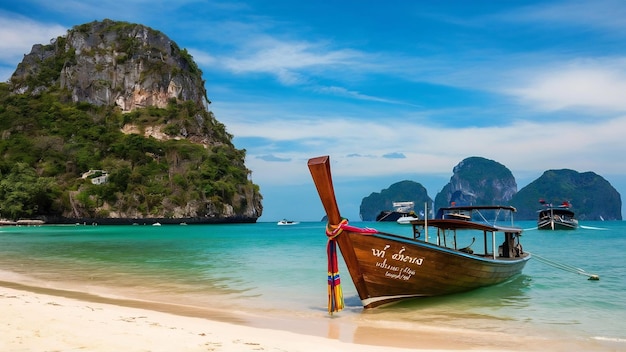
[11,19,207,112]
[434,157,517,210]
[3,20,262,224]
[358,155,620,221]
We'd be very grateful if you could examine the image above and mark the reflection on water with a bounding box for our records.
[352,274,535,335]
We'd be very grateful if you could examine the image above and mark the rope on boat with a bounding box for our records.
[528,251,599,280]
[324,220,378,314]
[325,219,349,314]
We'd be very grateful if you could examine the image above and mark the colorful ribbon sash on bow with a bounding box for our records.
[325,219,377,314]
[325,219,347,314]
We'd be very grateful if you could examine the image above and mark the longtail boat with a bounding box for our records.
[308,156,531,311]
[537,200,578,230]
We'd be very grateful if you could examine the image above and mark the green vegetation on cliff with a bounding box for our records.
[0,20,262,223]
[510,169,621,221]
[0,84,260,222]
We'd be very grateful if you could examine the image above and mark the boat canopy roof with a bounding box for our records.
[409,205,523,234]
[410,219,522,234]
[538,207,575,216]
[438,205,517,212]
[435,205,517,220]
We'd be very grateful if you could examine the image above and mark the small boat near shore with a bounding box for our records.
[277,219,300,226]
[396,214,419,224]
[376,201,416,222]
[537,200,578,230]
[308,156,531,311]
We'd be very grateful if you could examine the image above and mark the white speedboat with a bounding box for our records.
[396,215,418,224]
[277,219,299,226]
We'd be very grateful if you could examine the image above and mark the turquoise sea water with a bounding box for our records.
[0,221,625,349]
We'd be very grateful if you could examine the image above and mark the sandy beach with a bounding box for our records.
[1,280,619,352]
[0,284,450,352]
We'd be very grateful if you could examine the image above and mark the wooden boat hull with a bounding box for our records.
[537,218,578,230]
[336,229,529,308]
[537,209,578,230]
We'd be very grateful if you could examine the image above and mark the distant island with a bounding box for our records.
[360,157,621,221]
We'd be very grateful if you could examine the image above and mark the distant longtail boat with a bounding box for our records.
[537,200,579,230]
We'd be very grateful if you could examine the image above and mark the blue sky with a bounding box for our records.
[1,0,625,222]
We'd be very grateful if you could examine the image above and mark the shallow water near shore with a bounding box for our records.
[0,221,624,349]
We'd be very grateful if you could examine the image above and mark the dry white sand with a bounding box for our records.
[1,286,455,352]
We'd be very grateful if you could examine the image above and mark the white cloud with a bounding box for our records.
[507,62,626,112]
[229,113,626,186]
[187,49,217,67]
[214,38,366,85]
[508,0,626,33]
[314,85,418,105]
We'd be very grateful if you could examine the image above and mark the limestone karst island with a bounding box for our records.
[0,19,263,225]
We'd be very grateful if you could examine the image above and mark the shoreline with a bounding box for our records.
[0,216,260,226]
[0,276,615,351]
